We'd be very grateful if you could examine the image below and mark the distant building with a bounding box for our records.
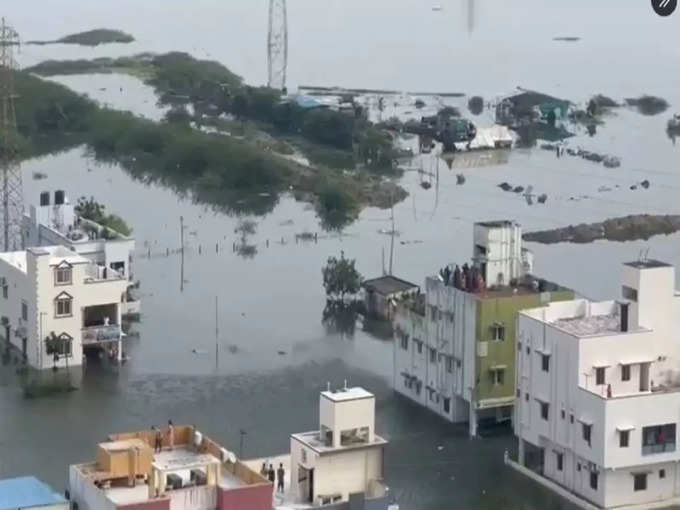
[0,476,68,510]
[361,275,419,321]
[0,246,128,371]
[394,221,574,436]
[245,386,395,510]
[69,425,272,510]
[24,190,139,315]
[515,260,680,509]
[495,89,571,128]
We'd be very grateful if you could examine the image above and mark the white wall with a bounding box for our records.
[313,447,383,502]
[69,465,116,510]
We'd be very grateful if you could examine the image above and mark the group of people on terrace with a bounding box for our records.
[439,263,486,293]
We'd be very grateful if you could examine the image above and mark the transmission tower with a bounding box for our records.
[0,18,23,252]
[267,0,288,91]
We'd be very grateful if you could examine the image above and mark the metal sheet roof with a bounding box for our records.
[0,477,66,510]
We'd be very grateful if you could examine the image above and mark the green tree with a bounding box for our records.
[322,251,362,301]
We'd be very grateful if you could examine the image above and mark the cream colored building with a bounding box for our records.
[0,245,128,371]
[289,386,389,507]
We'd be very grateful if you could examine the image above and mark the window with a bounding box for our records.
[570,414,574,424]
[45,333,72,358]
[540,402,549,421]
[301,449,307,463]
[518,341,522,350]
[429,348,437,363]
[582,424,592,446]
[577,463,581,472]
[541,354,550,372]
[21,300,27,321]
[516,389,520,398]
[556,452,563,472]
[525,392,529,402]
[491,323,505,341]
[561,409,566,420]
[54,265,72,286]
[590,472,598,491]
[443,397,451,413]
[620,430,630,448]
[526,346,531,355]
[595,367,606,385]
[447,312,454,324]
[400,334,409,350]
[660,469,666,479]
[445,357,453,373]
[415,340,423,354]
[55,293,73,318]
[633,473,647,492]
[2,284,7,299]
[642,424,676,455]
[456,359,462,368]
[622,285,638,302]
[622,364,631,382]
[491,369,505,386]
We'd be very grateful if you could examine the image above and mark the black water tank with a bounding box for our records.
[55,190,65,205]
[40,192,50,206]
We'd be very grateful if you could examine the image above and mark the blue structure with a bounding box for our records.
[0,477,66,510]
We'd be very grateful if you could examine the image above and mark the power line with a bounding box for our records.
[267,0,288,91]
[0,17,24,252]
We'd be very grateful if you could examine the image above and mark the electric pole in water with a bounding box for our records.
[267,0,288,91]
[0,18,23,252]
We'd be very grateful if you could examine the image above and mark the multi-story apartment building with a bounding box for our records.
[394,221,573,436]
[515,259,680,509]
[24,190,139,314]
[0,245,128,372]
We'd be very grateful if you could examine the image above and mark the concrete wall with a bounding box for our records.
[217,484,273,510]
[69,465,117,510]
[320,394,375,448]
[119,500,170,510]
[314,447,384,503]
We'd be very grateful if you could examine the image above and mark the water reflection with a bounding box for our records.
[321,300,360,338]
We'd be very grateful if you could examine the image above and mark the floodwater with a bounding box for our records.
[1,1,680,508]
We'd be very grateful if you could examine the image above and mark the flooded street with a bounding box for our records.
[1,1,679,508]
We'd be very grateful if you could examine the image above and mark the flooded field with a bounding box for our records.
[1,1,679,508]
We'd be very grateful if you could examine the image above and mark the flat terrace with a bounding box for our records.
[551,313,622,337]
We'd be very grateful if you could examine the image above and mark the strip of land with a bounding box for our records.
[27,29,135,46]
[523,215,680,244]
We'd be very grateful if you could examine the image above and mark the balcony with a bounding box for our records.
[82,324,121,345]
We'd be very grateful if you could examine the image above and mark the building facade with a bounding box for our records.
[394,221,573,436]
[24,191,139,314]
[0,476,68,510]
[69,425,272,510]
[0,246,128,371]
[515,259,680,509]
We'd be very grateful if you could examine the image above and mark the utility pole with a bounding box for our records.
[267,0,288,91]
[0,18,23,252]
[179,216,185,292]
[215,295,219,371]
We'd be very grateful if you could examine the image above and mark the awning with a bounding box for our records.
[578,417,594,426]
[490,364,507,371]
[535,347,551,356]
[534,395,550,404]
[616,425,636,432]
[619,358,655,365]
[592,363,611,368]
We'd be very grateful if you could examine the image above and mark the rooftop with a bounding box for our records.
[292,430,388,455]
[321,386,374,403]
[476,220,517,229]
[0,251,27,273]
[0,246,93,273]
[624,259,672,269]
[552,313,622,337]
[0,476,66,510]
[362,275,419,296]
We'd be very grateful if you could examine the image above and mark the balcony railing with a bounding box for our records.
[82,325,121,344]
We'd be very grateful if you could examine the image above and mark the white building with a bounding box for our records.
[0,245,128,371]
[24,191,139,314]
[394,221,570,436]
[245,386,393,509]
[515,259,680,509]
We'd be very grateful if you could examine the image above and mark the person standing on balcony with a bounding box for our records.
[167,420,175,450]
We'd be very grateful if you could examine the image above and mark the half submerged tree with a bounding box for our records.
[322,251,362,301]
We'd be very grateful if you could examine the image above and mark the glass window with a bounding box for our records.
[416,341,423,354]
[595,367,606,385]
[55,298,72,318]
[540,402,549,420]
[445,357,453,373]
[443,397,450,413]
[525,392,529,402]
[491,324,505,341]
[622,285,638,302]
[642,424,676,455]
[429,348,437,363]
[583,424,592,446]
[660,469,666,479]
[633,473,647,492]
[2,284,7,299]
[541,354,550,372]
[620,430,630,448]
[561,409,566,420]
[55,267,72,285]
[590,472,598,490]
[622,364,631,381]
[556,452,563,472]
[400,334,409,350]
[21,300,27,321]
